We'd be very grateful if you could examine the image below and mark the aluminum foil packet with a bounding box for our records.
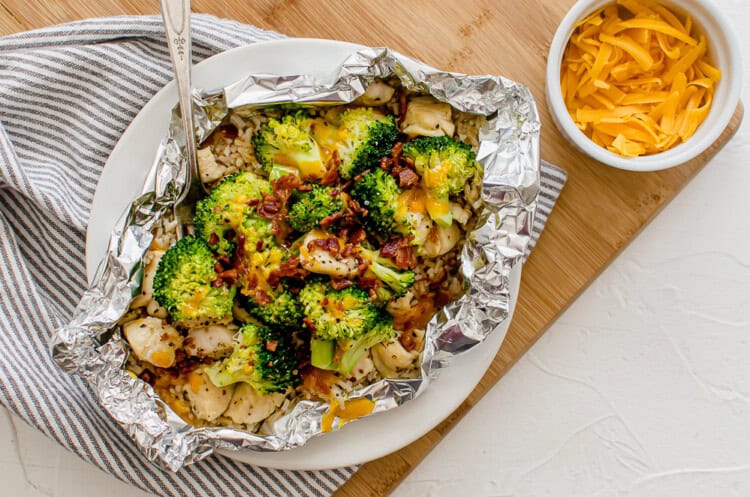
[52,46,540,470]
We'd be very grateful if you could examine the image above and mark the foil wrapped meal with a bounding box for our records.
[51,47,540,470]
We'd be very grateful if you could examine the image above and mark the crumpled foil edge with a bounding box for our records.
[51,46,540,471]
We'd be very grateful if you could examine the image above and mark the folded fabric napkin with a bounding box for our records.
[0,14,566,497]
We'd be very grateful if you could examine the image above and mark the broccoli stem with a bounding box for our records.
[310,338,336,371]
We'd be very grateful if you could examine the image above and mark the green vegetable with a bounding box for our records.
[194,171,272,255]
[350,167,408,238]
[358,247,415,298]
[205,323,299,394]
[241,284,304,328]
[336,108,398,180]
[253,111,326,180]
[299,280,394,374]
[152,236,236,324]
[402,136,477,227]
[288,185,344,233]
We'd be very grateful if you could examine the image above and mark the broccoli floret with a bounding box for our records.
[358,247,415,297]
[288,185,344,233]
[194,171,272,255]
[336,108,398,180]
[253,111,327,180]
[205,323,299,394]
[402,136,478,227]
[299,280,394,374]
[241,283,303,328]
[350,168,409,238]
[152,236,236,325]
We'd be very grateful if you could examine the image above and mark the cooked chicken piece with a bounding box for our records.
[347,352,375,382]
[197,147,229,184]
[223,383,285,425]
[184,324,237,359]
[358,81,396,106]
[299,229,359,277]
[422,223,462,258]
[184,367,234,422]
[401,96,455,138]
[372,338,420,378]
[450,202,471,225]
[131,250,164,308]
[123,317,183,369]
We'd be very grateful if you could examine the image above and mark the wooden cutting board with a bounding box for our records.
[0,1,742,495]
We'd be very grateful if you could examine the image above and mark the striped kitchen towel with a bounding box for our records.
[0,15,566,497]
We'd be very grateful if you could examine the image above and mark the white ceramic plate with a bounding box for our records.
[86,38,516,470]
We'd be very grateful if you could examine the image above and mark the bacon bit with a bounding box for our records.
[356,259,371,277]
[214,262,224,273]
[265,340,279,352]
[216,255,232,266]
[347,228,366,245]
[330,189,340,197]
[271,173,303,193]
[308,237,340,256]
[396,167,420,188]
[245,273,259,290]
[236,234,246,258]
[211,279,224,288]
[330,277,353,290]
[267,256,308,287]
[303,317,315,331]
[341,244,355,258]
[353,168,371,183]
[379,238,402,258]
[247,198,260,207]
[258,193,282,218]
[224,230,236,241]
[320,211,343,229]
[218,268,238,284]
[397,92,408,126]
[392,297,436,332]
[348,198,368,217]
[208,233,219,245]
[380,237,417,269]
[256,240,264,252]
[160,332,169,342]
[396,245,417,269]
[254,289,272,305]
[357,276,380,290]
[391,141,403,166]
[403,157,415,168]
[321,297,329,306]
[398,330,418,352]
[379,156,393,171]
[321,152,341,186]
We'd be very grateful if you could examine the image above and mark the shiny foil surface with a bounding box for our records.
[51,47,540,470]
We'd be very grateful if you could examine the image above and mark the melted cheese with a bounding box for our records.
[321,397,376,433]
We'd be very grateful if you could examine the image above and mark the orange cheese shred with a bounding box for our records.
[561,0,720,157]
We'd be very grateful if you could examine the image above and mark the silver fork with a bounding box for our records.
[160,0,207,238]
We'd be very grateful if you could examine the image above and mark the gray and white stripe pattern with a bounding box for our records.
[0,15,565,497]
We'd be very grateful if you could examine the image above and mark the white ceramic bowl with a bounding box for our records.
[546,0,742,171]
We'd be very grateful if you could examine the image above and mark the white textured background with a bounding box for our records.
[2,1,749,495]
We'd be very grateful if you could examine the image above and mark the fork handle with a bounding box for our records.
[160,0,200,205]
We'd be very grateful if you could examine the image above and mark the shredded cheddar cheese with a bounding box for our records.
[321,395,376,433]
[561,0,720,157]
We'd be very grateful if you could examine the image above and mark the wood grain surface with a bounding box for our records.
[0,1,742,496]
